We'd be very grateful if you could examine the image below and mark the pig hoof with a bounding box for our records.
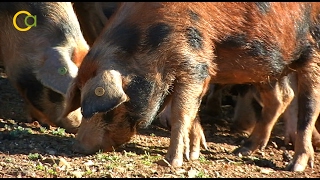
[201,142,208,150]
[232,146,252,156]
[170,158,183,167]
[285,154,313,172]
[285,162,306,172]
[190,151,200,160]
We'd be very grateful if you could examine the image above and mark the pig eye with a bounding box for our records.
[58,67,68,75]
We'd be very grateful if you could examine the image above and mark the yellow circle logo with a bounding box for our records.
[13,11,37,32]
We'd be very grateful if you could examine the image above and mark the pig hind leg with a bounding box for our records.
[286,57,320,171]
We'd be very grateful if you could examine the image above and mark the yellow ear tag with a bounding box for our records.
[95,87,105,96]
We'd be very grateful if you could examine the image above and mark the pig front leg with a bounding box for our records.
[233,77,294,156]
[158,97,207,155]
[165,78,210,167]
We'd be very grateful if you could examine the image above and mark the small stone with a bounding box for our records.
[84,160,94,167]
[271,141,278,148]
[236,153,242,158]
[175,168,186,175]
[259,167,274,174]
[58,157,71,169]
[187,168,198,178]
[71,171,84,178]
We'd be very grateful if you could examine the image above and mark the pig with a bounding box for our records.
[72,2,122,47]
[277,73,320,149]
[201,84,236,119]
[63,2,320,171]
[72,2,190,132]
[230,72,320,149]
[229,84,260,135]
[0,2,89,133]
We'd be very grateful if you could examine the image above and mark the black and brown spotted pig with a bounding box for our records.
[0,2,89,133]
[72,2,122,47]
[63,2,320,171]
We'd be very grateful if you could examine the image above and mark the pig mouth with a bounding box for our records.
[72,129,117,155]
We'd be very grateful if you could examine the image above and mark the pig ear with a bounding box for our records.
[81,70,128,119]
[35,48,79,95]
[62,79,81,118]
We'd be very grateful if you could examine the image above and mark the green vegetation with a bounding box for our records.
[28,153,40,160]
[196,170,210,178]
[141,151,162,166]
[8,125,33,137]
[51,127,66,136]
[39,126,47,133]
[35,164,45,171]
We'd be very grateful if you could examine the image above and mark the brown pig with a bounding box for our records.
[0,2,89,133]
[230,73,320,149]
[72,2,122,47]
[63,2,320,171]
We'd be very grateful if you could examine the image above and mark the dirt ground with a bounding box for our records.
[0,66,320,178]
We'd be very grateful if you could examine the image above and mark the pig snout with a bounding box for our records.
[72,139,98,155]
[58,107,82,134]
